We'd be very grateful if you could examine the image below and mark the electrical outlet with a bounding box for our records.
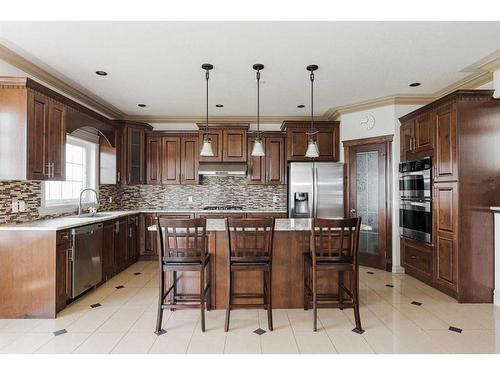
[187,196,193,203]
[273,196,279,203]
[108,197,113,203]
[18,200,26,212]
[11,201,19,213]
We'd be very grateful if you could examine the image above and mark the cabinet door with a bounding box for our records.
[56,244,70,312]
[434,182,458,292]
[247,136,266,184]
[146,137,162,184]
[287,129,309,160]
[222,129,247,162]
[102,221,115,280]
[198,129,223,162]
[434,104,458,182]
[127,128,145,184]
[143,214,158,257]
[399,120,414,162]
[128,215,139,261]
[414,112,433,152]
[27,91,49,180]
[316,127,339,161]
[286,127,339,161]
[162,136,181,185]
[46,100,66,180]
[402,238,433,283]
[114,219,129,271]
[180,136,199,185]
[265,136,286,185]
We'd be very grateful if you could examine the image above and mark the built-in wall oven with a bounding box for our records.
[399,157,432,243]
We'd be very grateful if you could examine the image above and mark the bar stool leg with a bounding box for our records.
[303,259,309,310]
[224,269,232,332]
[206,260,212,311]
[200,266,206,332]
[267,268,273,331]
[339,271,344,310]
[170,271,177,311]
[155,269,165,333]
[352,268,364,334]
[312,263,318,332]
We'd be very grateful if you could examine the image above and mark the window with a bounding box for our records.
[42,135,98,213]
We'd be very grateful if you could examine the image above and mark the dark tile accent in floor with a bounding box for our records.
[53,329,67,336]
[90,303,102,308]
[385,284,394,288]
[367,271,374,274]
[154,329,167,336]
[115,285,125,289]
[253,328,266,335]
[449,326,463,333]
[352,328,365,335]
[133,272,142,275]
[411,301,422,306]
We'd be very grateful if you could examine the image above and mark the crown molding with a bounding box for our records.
[0,43,125,119]
[123,115,321,124]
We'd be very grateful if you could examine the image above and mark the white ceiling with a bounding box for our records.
[0,21,499,119]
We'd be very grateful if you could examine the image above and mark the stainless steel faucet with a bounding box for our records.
[78,188,99,216]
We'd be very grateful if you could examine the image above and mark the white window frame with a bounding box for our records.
[40,135,99,216]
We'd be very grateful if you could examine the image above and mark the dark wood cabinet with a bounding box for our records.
[281,121,340,161]
[114,218,129,273]
[222,128,247,162]
[247,133,286,185]
[128,215,139,262]
[401,237,433,285]
[197,124,249,163]
[246,212,286,219]
[180,136,199,184]
[161,136,181,184]
[55,229,71,313]
[146,136,162,184]
[102,220,116,281]
[198,129,223,162]
[399,89,499,302]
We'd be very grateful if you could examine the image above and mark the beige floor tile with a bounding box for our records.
[294,331,337,354]
[0,333,19,350]
[0,333,53,354]
[149,331,192,354]
[187,331,226,354]
[96,306,146,333]
[224,332,261,354]
[130,310,167,333]
[396,304,449,330]
[66,306,120,333]
[99,287,142,306]
[426,330,500,354]
[111,331,157,354]
[258,309,290,331]
[326,331,374,354]
[0,319,44,333]
[260,329,299,354]
[73,332,126,354]
[35,332,91,354]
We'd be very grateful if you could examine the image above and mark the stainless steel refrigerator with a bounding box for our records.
[288,162,344,218]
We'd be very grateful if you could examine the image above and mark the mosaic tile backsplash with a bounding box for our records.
[0,177,287,225]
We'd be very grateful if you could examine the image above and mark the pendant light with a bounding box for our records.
[200,63,215,157]
[305,64,320,158]
[251,63,265,157]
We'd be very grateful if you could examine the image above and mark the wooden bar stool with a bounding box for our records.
[303,217,363,333]
[155,217,211,333]
[224,217,275,332]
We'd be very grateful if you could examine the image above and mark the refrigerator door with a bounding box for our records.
[314,162,344,218]
[288,162,314,218]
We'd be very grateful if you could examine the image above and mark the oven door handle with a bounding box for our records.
[405,201,430,208]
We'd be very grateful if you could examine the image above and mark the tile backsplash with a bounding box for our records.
[0,177,287,225]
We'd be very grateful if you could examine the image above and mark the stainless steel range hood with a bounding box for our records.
[198,162,247,176]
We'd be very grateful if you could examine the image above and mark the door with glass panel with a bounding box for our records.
[346,139,391,270]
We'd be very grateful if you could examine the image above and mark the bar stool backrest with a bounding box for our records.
[226,218,275,262]
[157,217,208,262]
[310,217,361,264]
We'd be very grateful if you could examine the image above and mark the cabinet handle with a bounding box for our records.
[115,222,119,233]
[44,163,50,177]
[117,171,121,183]
[51,163,55,178]
[129,227,132,238]
[410,255,417,259]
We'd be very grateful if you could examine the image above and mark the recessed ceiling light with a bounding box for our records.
[216,104,223,108]
[95,71,108,76]
[138,104,147,108]
[297,104,305,108]
[409,82,421,87]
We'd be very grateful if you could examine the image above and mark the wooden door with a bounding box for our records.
[414,112,433,152]
[102,221,115,280]
[399,119,414,162]
[247,136,266,184]
[127,128,145,184]
[27,91,49,180]
[180,136,199,184]
[198,129,223,162]
[346,140,391,269]
[222,128,247,162]
[146,137,162,184]
[161,136,181,184]
[46,100,66,180]
[265,136,286,185]
[434,104,458,182]
[434,182,458,293]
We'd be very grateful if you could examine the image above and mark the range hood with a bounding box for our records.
[198,162,247,176]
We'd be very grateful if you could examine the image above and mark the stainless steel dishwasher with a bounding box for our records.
[70,223,103,298]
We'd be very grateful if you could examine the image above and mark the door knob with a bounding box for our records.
[350,209,356,213]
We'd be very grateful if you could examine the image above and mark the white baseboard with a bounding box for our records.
[494,290,500,307]
[392,265,405,274]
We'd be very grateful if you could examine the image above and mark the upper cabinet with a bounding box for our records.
[280,120,340,161]
[247,132,286,185]
[197,124,249,162]
[114,120,153,185]
[433,103,458,182]
[399,112,434,162]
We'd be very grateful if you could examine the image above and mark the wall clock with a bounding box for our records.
[360,114,375,130]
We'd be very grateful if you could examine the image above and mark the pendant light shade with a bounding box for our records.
[305,64,319,158]
[200,63,214,157]
[251,63,265,157]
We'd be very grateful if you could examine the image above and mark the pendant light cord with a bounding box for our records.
[310,69,314,135]
[257,69,260,137]
[206,69,209,135]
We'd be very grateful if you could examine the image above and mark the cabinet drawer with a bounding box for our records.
[404,241,433,278]
[56,229,70,245]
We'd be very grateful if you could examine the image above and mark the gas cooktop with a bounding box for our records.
[202,205,244,211]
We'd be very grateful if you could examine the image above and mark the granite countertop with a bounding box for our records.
[0,208,286,232]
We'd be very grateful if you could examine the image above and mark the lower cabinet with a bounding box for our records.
[401,237,434,285]
[102,220,116,281]
[114,218,129,273]
[55,231,71,313]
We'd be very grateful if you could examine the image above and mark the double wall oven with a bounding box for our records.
[399,157,432,243]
